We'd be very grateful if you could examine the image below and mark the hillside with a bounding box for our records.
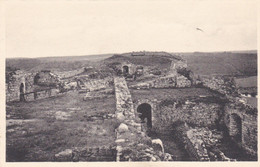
[179,52,257,76]
[6,54,113,72]
[6,51,257,77]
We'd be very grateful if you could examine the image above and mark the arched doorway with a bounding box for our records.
[19,83,25,102]
[229,113,242,142]
[137,103,152,129]
[122,66,129,76]
[34,74,40,85]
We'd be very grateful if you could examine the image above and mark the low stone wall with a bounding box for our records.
[84,77,113,91]
[23,88,60,102]
[129,74,191,90]
[55,68,86,79]
[34,71,61,86]
[83,88,114,100]
[54,146,116,161]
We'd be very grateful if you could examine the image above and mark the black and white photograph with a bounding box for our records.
[1,0,258,165]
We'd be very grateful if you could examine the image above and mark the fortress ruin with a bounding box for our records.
[6,51,257,161]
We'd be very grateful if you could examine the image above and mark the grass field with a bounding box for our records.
[234,76,257,88]
[6,90,117,162]
[180,52,257,76]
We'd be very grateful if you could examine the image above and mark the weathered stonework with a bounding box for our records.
[24,88,61,101]
[114,77,172,161]
[34,71,61,86]
[6,70,35,102]
[129,74,191,90]
[170,60,188,74]
[200,75,237,96]
[154,100,222,131]
[55,67,86,79]
[84,77,113,91]
[224,98,257,157]
[6,70,62,102]
[54,146,116,161]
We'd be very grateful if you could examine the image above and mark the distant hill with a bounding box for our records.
[38,53,113,62]
[6,54,113,72]
[6,51,257,77]
[179,52,257,76]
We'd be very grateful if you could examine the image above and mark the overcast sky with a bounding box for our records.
[4,0,257,58]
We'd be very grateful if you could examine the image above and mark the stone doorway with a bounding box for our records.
[122,66,129,76]
[19,83,25,102]
[137,103,152,129]
[229,113,242,142]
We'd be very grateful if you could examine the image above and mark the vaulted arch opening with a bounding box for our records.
[137,103,152,129]
[122,66,129,76]
[19,83,25,102]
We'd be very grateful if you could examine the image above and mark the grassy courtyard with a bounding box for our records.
[6,90,117,161]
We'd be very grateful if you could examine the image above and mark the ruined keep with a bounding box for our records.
[6,51,258,161]
[109,52,257,161]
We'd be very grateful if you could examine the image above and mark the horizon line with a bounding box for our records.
[6,49,257,59]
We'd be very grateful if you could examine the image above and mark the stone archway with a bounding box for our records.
[137,103,152,129]
[19,83,25,102]
[122,66,129,76]
[229,113,242,142]
[34,73,40,85]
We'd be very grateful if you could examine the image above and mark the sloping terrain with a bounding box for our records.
[7,51,257,77]
[6,54,113,72]
[180,52,257,76]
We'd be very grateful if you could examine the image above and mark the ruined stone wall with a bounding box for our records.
[224,99,257,156]
[152,100,222,133]
[113,76,141,161]
[6,70,61,102]
[200,76,237,95]
[199,75,257,157]
[35,71,60,86]
[175,125,231,161]
[152,75,176,88]
[54,146,116,161]
[55,68,85,79]
[170,60,187,73]
[24,88,60,102]
[129,74,191,90]
[6,70,30,102]
[185,129,210,161]
[114,77,172,161]
[176,75,192,87]
[25,73,36,93]
[84,77,113,91]
[121,63,136,75]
